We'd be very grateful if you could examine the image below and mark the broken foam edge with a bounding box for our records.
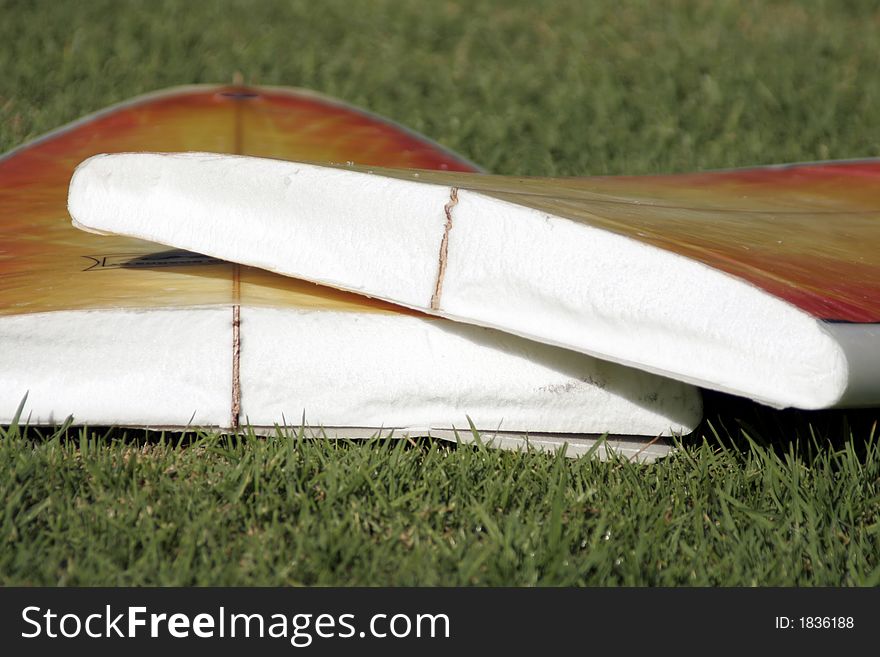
[68,153,869,409]
[7,423,672,464]
[209,426,677,464]
[0,307,702,436]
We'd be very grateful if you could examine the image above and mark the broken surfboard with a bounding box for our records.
[71,152,880,410]
[1,84,702,461]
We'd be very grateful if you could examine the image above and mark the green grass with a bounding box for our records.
[2,396,879,586]
[2,0,880,585]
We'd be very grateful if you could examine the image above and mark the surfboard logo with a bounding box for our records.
[81,250,221,271]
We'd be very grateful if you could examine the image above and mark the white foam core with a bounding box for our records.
[0,308,231,426]
[240,307,701,435]
[67,152,858,409]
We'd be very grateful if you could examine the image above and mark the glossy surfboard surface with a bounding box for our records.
[1,85,701,460]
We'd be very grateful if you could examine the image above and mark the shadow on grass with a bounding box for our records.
[691,389,879,464]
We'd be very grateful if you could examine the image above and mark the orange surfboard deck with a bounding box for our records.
[0,85,478,317]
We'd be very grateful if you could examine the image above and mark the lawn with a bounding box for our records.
[1,0,879,585]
